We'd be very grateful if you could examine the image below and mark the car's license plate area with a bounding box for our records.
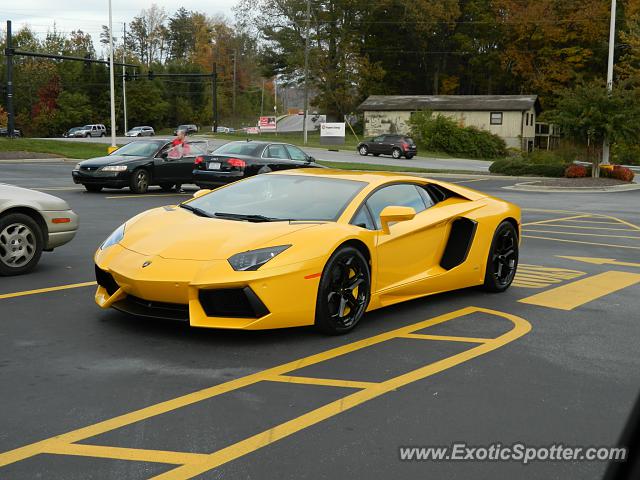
[208,162,221,170]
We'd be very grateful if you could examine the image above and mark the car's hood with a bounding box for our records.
[120,206,321,260]
[80,155,148,167]
[0,183,70,211]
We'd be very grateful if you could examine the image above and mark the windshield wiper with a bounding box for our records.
[213,212,290,222]
[179,203,213,218]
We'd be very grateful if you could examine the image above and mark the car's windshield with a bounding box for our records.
[213,142,263,157]
[186,174,366,221]
[112,141,160,157]
[69,127,80,132]
[130,127,142,131]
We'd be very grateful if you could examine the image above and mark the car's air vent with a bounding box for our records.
[198,287,269,318]
[440,218,478,270]
[113,295,189,322]
[95,265,119,295]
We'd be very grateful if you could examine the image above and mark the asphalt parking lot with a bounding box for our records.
[1,162,639,479]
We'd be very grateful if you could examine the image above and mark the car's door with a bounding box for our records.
[363,183,449,292]
[381,135,398,155]
[262,144,294,170]
[370,135,385,154]
[284,145,312,167]
[153,142,177,181]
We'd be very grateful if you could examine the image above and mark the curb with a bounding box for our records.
[503,180,640,193]
[0,158,78,163]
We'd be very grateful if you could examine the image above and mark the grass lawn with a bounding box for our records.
[0,138,112,159]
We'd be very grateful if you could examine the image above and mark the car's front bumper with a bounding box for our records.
[94,244,325,329]
[72,168,130,187]
[41,209,79,249]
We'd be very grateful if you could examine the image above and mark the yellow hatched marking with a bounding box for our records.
[524,235,640,250]
[519,271,640,310]
[511,264,585,289]
[0,281,96,300]
[399,333,489,343]
[530,224,637,231]
[266,375,378,390]
[524,229,640,240]
[0,306,531,478]
[45,443,209,465]
[521,215,591,227]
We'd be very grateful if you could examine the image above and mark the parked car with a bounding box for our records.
[72,139,210,194]
[76,124,107,138]
[357,134,417,159]
[0,127,22,137]
[125,126,155,137]
[214,126,235,134]
[193,141,320,188]
[173,124,198,135]
[0,183,78,275]
[63,127,86,138]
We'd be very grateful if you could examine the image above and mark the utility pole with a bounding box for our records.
[232,50,237,126]
[108,0,117,148]
[260,79,265,117]
[602,0,617,166]
[302,0,311,145]
[212,62,218,133]
[5,21,15,138]
[122,22,128,134]
[274,76,277,136]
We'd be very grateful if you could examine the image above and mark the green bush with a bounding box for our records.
[489,159,568,177]
[611,143,640,166]
[409,111,507,159]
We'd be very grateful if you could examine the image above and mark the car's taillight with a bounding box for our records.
[194,156,204,165]
[227,158,246,168]
[401,142,409,151]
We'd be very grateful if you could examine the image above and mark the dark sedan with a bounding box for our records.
[357,134,417,159]
[72,139,209,193]
[193,141,321,188]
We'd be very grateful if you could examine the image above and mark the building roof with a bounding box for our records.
[357,95,540,113]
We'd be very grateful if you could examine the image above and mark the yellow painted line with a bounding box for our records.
[105,194,190,199]
[519,271,640,310]
[523,235,640,250]
[0,281,96,300]
[512,281,552,288]
[557,256,640,268]
[524,229,640,240]
[266,375,378,390]
[45,443,208,465]
[528,224,636,231]
[598,214,640,232]
[562,219,624,225]
[399,333,489,343]
[0,306,531,475]
[522,209,640,232]
[450,178,490,184]
[521,215,591,227]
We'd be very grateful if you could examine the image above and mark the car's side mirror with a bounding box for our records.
[379,206,416,234]
[193,189,212,199]
[307,156,315,162]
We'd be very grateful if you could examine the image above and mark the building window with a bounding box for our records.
[525,113,529,126]
[490,112,503,125]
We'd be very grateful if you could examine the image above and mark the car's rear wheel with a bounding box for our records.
[405,154,414,159]
[84,184,103,193]
[482,221,519,292]
[392,148,402,159]
[315,246,370,334]
[159,183,175,192]
[358,145,368,156]
[0,213,44,276]
[130,169,150,194]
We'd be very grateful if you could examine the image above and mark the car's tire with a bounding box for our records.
[101,132,106,137]
[0,213,44,276]
[84,133,90,138]
[84,184,103,193]
[315,246,370,335]
[129,168,150,194]
[391,148,402,159]
[373,153,380,156]
[358,145,369,156]
[257,166,272,174]
[405,154,414,159]
[159,183,175,192]
[482,221,519,292]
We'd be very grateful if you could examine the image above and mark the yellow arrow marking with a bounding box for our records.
[557,256,640,268]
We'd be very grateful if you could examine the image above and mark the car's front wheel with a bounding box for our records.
[315,246,370,334]
[130,169,150,194]
[482,221,519,292]
[0,213,44,276]
[84,184,103,193]
[358,145,369,156]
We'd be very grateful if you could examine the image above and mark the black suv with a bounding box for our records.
[357,134,417,159]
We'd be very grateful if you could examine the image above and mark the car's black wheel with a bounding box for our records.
[373,153,380,156]
[391,148,402,159]
[100,132,106,137]
[159,183,175,192]
[130,169,150,194]
[405,154,414,159]
[482,221,519,292]
[84,184,103,193]
[0,213,44,276]
[84,133,90,138]
[315,246,370,335]
[358,145,369,156]
[257,166,272,174]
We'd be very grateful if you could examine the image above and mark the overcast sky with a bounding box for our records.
[2,1,237,45]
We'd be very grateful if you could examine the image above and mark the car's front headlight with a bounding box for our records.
[102,165,128,172]
[228,245,291,271]
[74,163,82,170]
[100,224,125,250]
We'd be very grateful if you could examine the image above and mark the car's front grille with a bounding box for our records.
[95,265,119,295]
[198,287,269,318]
[81,166,100,171]
[113,296,189,321]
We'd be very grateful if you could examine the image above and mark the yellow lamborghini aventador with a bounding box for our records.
[94,169,520,334]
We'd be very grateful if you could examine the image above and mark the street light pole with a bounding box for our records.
[602,0,617,166]
[108,0,117,149]
[122,22,128,135]
[302,0,311,145]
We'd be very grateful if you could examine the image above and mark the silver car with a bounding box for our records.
[0,184,79,275]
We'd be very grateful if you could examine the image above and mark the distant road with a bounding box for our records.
[276,114,326,132]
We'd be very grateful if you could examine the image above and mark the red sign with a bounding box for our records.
[259,116,276,130]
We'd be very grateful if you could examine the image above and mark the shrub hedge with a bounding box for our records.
[489,159,567,177]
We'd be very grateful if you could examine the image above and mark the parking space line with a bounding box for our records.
[521,215,591,227]
[399,333,489,343]
[523,235,640,250]
[0,306,531,477]
[527,224,636,231]
[519,271,640,310]
[105,194,191,199]
[44,443,208,465]
[524,229,640,240]
[449,179,490,184]
[558,256,640,268]
[0,281,96,300]
[266,375,378,389]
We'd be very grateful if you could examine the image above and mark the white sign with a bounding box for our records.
[259,116,277,131]
[320,122,346,137]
